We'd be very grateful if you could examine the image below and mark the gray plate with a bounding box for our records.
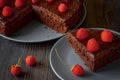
[0,5,86,43]
[50,28,120,80]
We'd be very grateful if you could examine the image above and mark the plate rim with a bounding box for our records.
[49,28,120,80]
[0,4,87,43]
[50,34,66,80]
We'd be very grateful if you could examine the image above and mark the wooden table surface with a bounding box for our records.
[0,0,120,80]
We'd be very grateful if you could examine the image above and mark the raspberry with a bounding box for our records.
[32,0,39,4]
[15,0,26,7]
[101,30,113,42]
[26,55,36,66]
[11,58,21,76]
[55,49,84,76]
[87,38,100,53]
[2,6,13,17]
[58,3,68,12]
[46,0,54,3]
[71,64,84,76]
[76,28,89,40]
[11,65,21,76]
[0,0,7,7]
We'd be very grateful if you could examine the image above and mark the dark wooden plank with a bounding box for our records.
[82,0,120,33]
[0,36,59,80]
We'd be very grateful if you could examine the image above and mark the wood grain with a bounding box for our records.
[83,0,107,28]
[82,0,120,32]
[0,37,59,80]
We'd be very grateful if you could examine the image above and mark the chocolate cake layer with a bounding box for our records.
[0,0,83,36]
[67,29,120,71]
[32,0,83,33]
[0,0,34,36]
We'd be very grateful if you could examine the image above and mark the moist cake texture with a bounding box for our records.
[67,28,120,71]
[0,0,83,36]
[0,0,34,35]
[33,0,83,33]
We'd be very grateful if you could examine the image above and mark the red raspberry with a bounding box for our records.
[46,0,54,3]
[0,0,7,7]
[71,64,84,76]
[11,58,21,76]
[15,0,26,7]
[58,3,68,12]
[32,0,39,4]
[101,30,113,42]
[11,65,21,76]
[76,28,89,40]
[87,38,100,53]
[26,55,36,66]
[2,6,13,17]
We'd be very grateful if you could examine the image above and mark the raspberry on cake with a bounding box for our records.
[58,3,68,13]
[15,0,26,7]
[0,0,83,36]
[87,38,100,53]
[101,30,113,42]
[2,6,13,17]
[67,28,120,71]
[76,28,89,40]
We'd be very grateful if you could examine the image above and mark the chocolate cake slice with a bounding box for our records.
[67,28,120,72]
[32,0,83,33]
[0,0,83,36]
[0,0,34,36]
